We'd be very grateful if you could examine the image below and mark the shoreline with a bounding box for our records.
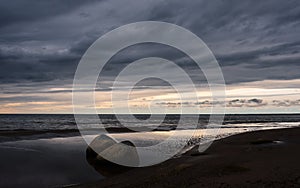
[0,126,181,143]
[73,127,300,188]
[1,126,300,187]
[0,120,297,143]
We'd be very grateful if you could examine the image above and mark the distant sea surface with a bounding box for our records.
[0,114,299,131]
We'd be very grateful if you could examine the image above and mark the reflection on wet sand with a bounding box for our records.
[0,136,102,188]
[85,126,291,177]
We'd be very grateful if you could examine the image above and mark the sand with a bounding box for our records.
[0,136,102,188]
[73,127,300,188]
[1,127,300,187]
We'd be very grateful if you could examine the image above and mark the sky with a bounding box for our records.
[0,0,300,114]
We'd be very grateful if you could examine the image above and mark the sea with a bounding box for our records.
[0,114,299,131]
[1,114,300,145]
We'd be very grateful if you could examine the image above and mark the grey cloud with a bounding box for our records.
[0,0,300,101]
[194,100,225,107]
[156,98,268,108]
[217,42,300,67]
[0,0,98,28]
[0,96,50,103]
[155,101,194,108]
[248,99,263,104]
[228,98,267,107]
[272,99,300,107]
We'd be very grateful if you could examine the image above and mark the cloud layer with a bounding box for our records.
[0,0,299,113]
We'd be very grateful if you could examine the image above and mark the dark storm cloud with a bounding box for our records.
[217,42,300,67]
[97,43,207,87]
[0,0,300,96]
[228,98,267,108]
[0,96,50,103]
[156,98,271,108]
[194,100,225,107]
[272,99,300,107]
[0,0,98,27]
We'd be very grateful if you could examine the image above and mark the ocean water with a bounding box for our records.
[0,114,299,131]
[0,114,300,130]
[1,114,299,148]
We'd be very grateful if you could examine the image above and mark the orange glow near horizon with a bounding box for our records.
[1,79,300,114]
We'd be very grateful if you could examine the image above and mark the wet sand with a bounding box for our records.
[0,126,174,143]
[0,136,102,188]
[74,127,300,188]
[1,127,300,187]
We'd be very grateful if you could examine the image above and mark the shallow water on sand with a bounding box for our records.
[0,136,102,188]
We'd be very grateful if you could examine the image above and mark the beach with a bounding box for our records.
[74,127,300,188]
[0,115,300,187]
